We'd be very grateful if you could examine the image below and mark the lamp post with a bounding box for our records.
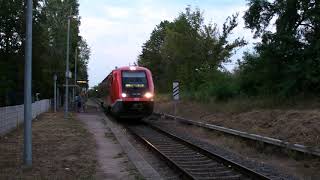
[64,15,77,118]
[24,0,33,166]
[73,49,77,103]
[64,16,71,118]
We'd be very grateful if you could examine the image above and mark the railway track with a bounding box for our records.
[127,122,271,180]
[154,112,320,157]
[94,98,290,179]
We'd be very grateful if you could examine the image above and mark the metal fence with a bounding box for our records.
[0,99,51,136]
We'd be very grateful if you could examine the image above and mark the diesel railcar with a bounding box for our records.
[102,66,154,118]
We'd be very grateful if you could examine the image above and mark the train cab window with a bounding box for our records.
[122,71,148,97]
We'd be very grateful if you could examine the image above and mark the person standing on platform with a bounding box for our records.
[76,95,82,112]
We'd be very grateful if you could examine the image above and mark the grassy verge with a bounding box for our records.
[156,93,320,113]
[0,112,97,179]
[155,93,320,148]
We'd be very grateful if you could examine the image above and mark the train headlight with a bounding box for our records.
[121,93,127,98]
[144,92,153,98]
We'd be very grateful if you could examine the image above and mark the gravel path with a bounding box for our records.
[78,111,140,180]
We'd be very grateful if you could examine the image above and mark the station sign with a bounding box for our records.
[76,80,88,84]
[66,71,72,78]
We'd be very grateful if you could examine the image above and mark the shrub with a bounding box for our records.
[182,70,239,102]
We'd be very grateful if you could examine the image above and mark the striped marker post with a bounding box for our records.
[173,81,179,100]
[173,81,179,119]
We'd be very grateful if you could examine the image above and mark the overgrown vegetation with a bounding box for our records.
[0,0,90,106]
[138,1,320,103]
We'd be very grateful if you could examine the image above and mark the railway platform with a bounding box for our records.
[79,99,162,180]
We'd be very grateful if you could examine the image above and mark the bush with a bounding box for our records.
[208,81,238,101]
[182,70,239,102]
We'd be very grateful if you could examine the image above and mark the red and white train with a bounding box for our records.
[101,66,154,118]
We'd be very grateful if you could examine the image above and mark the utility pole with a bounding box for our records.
[73,49,77,102]
[24,0,33,166]
[64,15,71,119]
[54,74,57,112]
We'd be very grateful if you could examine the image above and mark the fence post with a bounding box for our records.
[16,105,19,129]
[5,106,7,134]
[0,107,3,135]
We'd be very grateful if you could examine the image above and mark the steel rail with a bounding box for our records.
[127,122,271,180]
[127,125,196,180]
[147,122,271,180]
[154,112,320,157]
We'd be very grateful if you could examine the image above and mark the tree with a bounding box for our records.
[242,0,320,96]
[138,7,246,94]
[138,20,171,92]
[0,0,90,106]
[77,37,90,88]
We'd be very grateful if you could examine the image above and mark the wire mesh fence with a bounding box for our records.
[0,99,51,136]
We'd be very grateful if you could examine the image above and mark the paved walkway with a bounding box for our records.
[78,99,163,180]
[77,107,138,180]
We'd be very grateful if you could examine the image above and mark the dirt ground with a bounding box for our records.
[0,112,96,179]
[155,99,320,148]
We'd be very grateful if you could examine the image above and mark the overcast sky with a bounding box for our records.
[79,0,257,88]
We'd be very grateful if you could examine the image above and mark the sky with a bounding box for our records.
[78,0,257,88]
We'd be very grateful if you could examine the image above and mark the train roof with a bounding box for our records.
[114,66,150,71]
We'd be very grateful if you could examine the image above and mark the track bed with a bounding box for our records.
[127,123,270,180]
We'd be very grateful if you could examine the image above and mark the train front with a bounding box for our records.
[114,66,154,118]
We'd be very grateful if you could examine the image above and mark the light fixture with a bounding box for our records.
[144,92,153,98]
[129,66,136,71]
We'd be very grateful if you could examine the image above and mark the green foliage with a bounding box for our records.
[183,71,239,102]
[140,1,320,102]
[0,0,90,106]
[235,52,264,96]
[242,0,320,97]
[138,6,246,97]
[208,73,239,101]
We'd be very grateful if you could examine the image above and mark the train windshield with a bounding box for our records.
[122,71,148,89]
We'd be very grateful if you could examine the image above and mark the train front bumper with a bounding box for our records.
[111,100,154,117]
